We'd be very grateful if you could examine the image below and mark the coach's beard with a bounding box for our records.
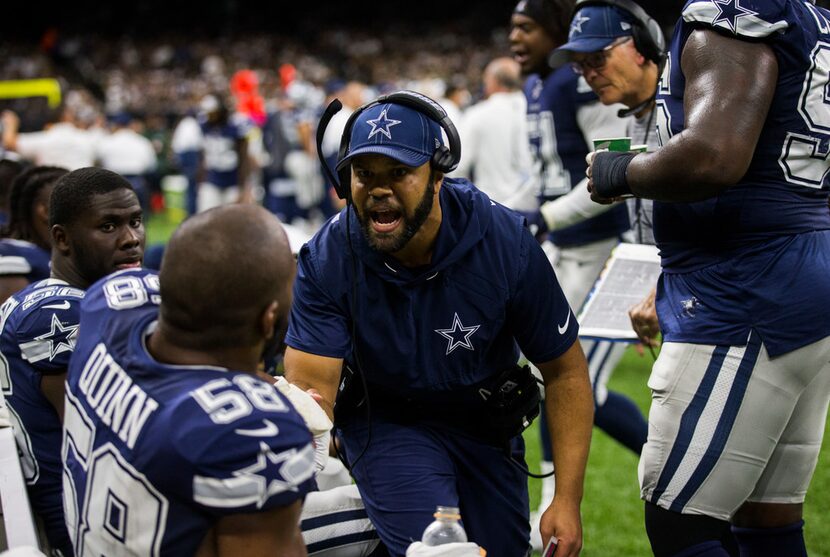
[357,172,435,254]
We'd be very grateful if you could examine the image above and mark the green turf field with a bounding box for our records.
[524,346,830,556]
[146,213,830,556]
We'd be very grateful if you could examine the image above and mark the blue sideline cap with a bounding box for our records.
[337,103,443,170]
[549,6,634,66]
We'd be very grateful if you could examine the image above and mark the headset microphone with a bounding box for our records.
[315,99,344,196]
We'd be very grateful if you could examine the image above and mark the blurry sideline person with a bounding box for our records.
[0,166,68,304]
[197,94,252,211]
[509,1,645,548]
[453,57,537,213]
[550,0,663,349]
[1,167,143,556]
[1,107,99,170]
[96,112,158,212]
[0,159,23,226]
[587,0,830,555]
[171,111,204,216]
[284,92,593,556]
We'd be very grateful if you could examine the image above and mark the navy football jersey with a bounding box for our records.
[0,239,50,283]
[62,269,316,555]
[199,113,252,188]
[286,179,578,407]
[654,0,830,271]
[653,0,830,355]
[524,67,629,246]
[0,278,85,556]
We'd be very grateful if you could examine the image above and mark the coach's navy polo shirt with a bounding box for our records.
[286,178,578,405]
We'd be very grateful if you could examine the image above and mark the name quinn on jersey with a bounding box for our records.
[78,342,158,450]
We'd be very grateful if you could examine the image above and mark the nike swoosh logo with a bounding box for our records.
[558,312,571,335]
[235,419,279,438]
[43,301,71,310]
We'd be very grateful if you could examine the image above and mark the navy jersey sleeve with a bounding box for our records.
[173,382,316,515]
[16,296,82,375]
[681,0,789,39]
[507,228,579,363]
[284,244,351,358]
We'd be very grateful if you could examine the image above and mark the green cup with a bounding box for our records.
[592,137,631,152]
[630,144,648,153]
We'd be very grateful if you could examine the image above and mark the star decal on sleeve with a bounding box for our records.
[435,313,480,355]
[192,441,316,510]
[19,313,79,363]
[711,0,757,33]
[366,108,401,140]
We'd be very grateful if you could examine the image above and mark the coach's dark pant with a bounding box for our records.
[339,416,530,557]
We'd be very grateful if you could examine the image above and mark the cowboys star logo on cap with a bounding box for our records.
[366,108,401,140]
[570,12,590,34]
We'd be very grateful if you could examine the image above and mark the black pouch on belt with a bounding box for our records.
[476,364,542,447]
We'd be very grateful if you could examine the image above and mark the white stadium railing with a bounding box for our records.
[0,390,41,552]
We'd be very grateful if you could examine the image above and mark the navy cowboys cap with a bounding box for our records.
[549,6,635,66]
[336,102,444,170]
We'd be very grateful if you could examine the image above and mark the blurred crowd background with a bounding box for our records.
[0,0,683,239]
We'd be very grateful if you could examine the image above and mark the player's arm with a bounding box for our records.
[283,347,342,422]
[533,341,593,557]
[590,29,778,202]
[235,136,252,203]
[538,101,628,229]
[40,372,66,421]
[196,500,306,557]
[1,110,20,151]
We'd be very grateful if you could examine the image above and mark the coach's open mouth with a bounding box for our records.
[370,208,402,233]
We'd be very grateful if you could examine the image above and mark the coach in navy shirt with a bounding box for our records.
[284,96,593,556]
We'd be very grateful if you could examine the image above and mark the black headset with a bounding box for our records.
[315,90,462,202]
[571,0,666,66]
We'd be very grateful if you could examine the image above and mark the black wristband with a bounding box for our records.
[593,151,636,198]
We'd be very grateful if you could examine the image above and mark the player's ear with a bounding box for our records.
[260,300,279,340]
[433,172,444,192]
[51,224,71,255]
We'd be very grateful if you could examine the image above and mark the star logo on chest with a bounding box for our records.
[366,108,401,140]
[711,0,757,33]
[435,313,480,355]
[32,313,79,362]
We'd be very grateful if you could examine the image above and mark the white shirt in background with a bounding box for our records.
[15,123,99,170]
[454,91,537,212]
[96,129,157,176]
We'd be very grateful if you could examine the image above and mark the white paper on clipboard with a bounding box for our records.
[577,243,662,342]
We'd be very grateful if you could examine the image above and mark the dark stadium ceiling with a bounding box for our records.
[5,0,684,38]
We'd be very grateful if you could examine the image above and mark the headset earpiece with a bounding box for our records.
[317,90,462,202]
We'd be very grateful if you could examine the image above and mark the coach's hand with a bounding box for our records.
[629,286,660,348]
[540,497,582,556]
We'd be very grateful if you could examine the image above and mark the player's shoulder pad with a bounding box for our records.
[682,0,789,39]
[16,279,84,313]
[173,374,315,511]
[11,280,84,366]
[82,268,160,318]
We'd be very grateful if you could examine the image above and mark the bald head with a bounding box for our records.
[483,57,523,97]
[159,204,295,350]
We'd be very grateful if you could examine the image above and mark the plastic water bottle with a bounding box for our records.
[421,506,468,545]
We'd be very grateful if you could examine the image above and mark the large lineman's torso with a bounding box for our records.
[652,0,830,355]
